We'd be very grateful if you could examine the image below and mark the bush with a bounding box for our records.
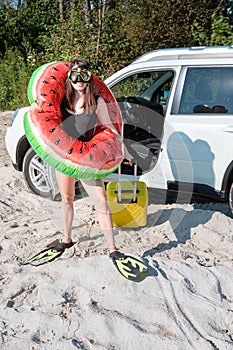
[0,49,31,110]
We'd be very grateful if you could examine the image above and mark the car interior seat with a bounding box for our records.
[193,79,213,112]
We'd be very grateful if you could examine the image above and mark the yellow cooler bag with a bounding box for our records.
[106,164,148,228]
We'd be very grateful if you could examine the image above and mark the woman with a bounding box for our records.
[31,58,131,260]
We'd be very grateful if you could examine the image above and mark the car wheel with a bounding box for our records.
[229,182,233,215]
[23,148,54,198]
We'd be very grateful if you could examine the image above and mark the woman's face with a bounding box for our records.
[68,65,91,93]
[71,80,88,93]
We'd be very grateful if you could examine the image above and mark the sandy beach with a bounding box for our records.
[0,112,233,350]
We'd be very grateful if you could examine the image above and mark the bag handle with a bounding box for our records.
[117,163,137,202]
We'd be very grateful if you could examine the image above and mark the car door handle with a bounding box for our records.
[222,125,233,133]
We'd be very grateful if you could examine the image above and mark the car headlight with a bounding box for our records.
[10,108,19,126]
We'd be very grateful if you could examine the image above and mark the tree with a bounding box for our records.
[2,0,233,110]
[192,11,233,45]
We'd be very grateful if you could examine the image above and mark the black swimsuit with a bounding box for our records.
[61,98,97,141]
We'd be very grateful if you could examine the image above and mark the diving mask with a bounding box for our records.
[68,67,92,83]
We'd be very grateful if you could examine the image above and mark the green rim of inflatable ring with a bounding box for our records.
[27,62,52,104]
[24,111,119,179]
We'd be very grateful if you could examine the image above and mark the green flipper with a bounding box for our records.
[23,247,63,266]
[112,255,149,280]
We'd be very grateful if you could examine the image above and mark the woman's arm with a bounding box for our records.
[96,97,133,164]
[96,97,121,136]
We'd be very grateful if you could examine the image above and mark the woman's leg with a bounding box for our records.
[56,171,76,243]
[80,179,117,253]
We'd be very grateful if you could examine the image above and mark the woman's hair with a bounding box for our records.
[65,58,97,115]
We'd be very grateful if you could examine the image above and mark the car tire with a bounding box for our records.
[229,182,233,215]
[22,148,53,198]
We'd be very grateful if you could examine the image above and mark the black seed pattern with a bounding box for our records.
[98,89,103,94]
[79,148,82,153]
[49,128,55,133]
[50,89,57,94]
[103,151,107,157]
[89,154,93,160]
[51,76,57,80]
[107,141,113,147]
[47,102,53,106]
[40,93,47,97]
[68,148,73,154]
[55,139,60,145]
[42,80,49,84]
[46,118,51,122]
[52,67,58,71]
[112,155,115,161]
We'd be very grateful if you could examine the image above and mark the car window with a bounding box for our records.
[178,67,233,114]
[110,70,174,116]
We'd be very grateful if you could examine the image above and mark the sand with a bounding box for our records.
[0,112,232,350]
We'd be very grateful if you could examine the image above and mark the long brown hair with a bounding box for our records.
[65,58,97,115]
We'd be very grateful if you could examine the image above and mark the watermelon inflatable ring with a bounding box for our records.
[24,61,124,179]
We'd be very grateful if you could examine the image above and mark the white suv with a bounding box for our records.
[5,46,233,213]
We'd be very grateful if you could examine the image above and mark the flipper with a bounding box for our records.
[23,247,63,266]
[23,241,74,266]
[110,251,149,281]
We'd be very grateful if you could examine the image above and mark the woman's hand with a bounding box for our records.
[30,101,42,112]
[123,143,134,166]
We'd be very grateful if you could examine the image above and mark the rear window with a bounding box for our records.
[178,67,233,114]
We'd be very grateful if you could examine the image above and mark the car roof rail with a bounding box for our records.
[132,46,233,64]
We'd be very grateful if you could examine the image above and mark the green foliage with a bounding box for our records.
[192,12,233,46]
[0,49,30,109]
[0,0,233,110]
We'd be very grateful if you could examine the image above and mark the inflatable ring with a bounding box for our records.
[24,61,124,179]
